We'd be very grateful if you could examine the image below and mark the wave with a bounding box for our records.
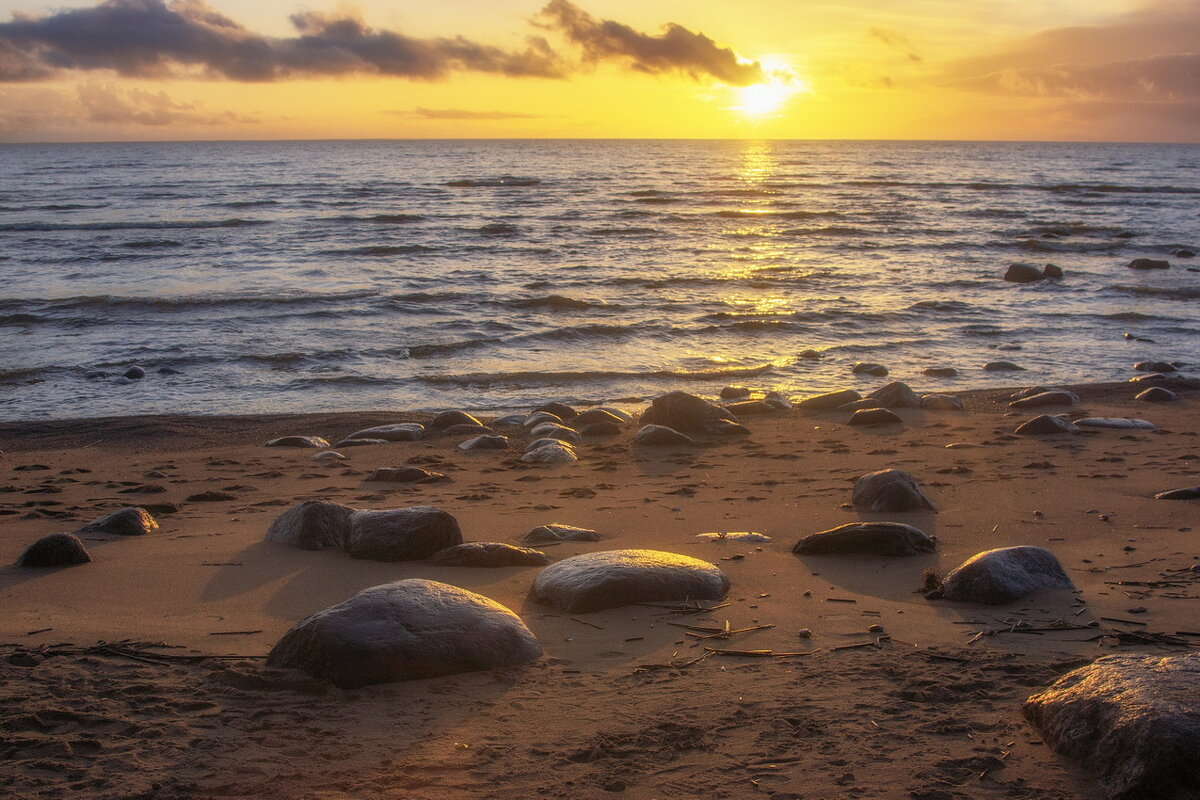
[781,226,868,237]
[446,176,540,187]
[406,338,504,358]
[119,239,183,249]
[1109,285,1200,301]
[498,295,605,311]
[0,218,268,232]
[418,363,774,387]
[333,213,425,223]
[908,300,974,312]
[318,245,437,256]
[0,290,378,314]
[586,227,660,235]
[715,210,840,219]
[214,200,280,209]
[478,223,518,235]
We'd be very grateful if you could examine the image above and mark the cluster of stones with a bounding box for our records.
[14,506,160,568]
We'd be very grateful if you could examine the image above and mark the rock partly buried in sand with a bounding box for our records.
[848,408,903,427]
[348,507,462,561]
[1004,263,1045,283]
[314,451,347,462]
[922,367,959,377]
[367,467,447,483]
[458,435,509,451]
[265,500,355,550]
[1009,390,1079,409]
[723,400,775,416]
[639,391,738,433]
[633,424,696,446]
[529,549,729,613]
[528,423,582,445]
[1133,361,1178,373]
[16,532,92,567]
[984,361,1025,372]
[867,381,921,408]
[334,438,388,448]
[764,391,792,410]
[798,389,862,411]
[852,469,937,512]
[534,401,577,420]
[186,490,235,502]
[932,546,1073,604]
[266,435,330,448]
[792,522,935,556]
[1023,653,1200,800]
[266,579,541,688]
[570,408,624,429]
[708,420,751,436]
[78,507,160,537]
[696,531,772,543]
[346,423,425,441]
[1015,415,1080,435]
[1155,486,1200,500]
[491,414,526,427]
[579,421,621,437]
[520,442,579,465]
[522,523,600,545]
[523,411,563,428]
[443,423,491,436]
[1128,258,1171,270]
[1076,418,1156,430]
[429,410,482,430]
[1136,386,1179,402]
[720,386,751,399]
[432,542,551,567]
[851,362,888,376]
[920,394,963,411]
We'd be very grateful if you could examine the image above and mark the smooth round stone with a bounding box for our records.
[442,423,491,436]
[720,386,752,399]
[633,424,695,446]
[1004,263,1044,283]
[922,367,958,377]
[920,394,963,411]
[431,542,551,567]
[798,389,861,410]
[491,414,527,427]
[529,549,729,613]
[16,532,92,567]
[638,391,738,433]
[1015,415,1080,435]
[1009,391,1079,409]
[723,400,775,416]
[848,408,902,426]
[793,522,935,556]
[579,421,622,437]
[1133,361,1178,373]
[266,579,541,688]
[984,361,1025,371]
[520,442,578,464]
[314,451,347,461]
[932,546,1074,604]
[334,438,388,448]
[534,402,578,420]
[867,381,920,408]
[458,435,509,451]
[1128,258,1170,270]
[347,507,462,561]
[265,500,355,550]
[123,366,147,379]
[429,410,482,429]
[367,467,445,483]
[852,469,936,512]
[266,436,330,448]
[78,507,159,537]
[851,362,888,376]
[570,408,625,429]
[521,523,600,545]
[523,411,563,428]
[1136,387,1178,402]
[528,423,582,445]
[1075,418,1156,430]
[597,406,634,422]
[345,423,424,442]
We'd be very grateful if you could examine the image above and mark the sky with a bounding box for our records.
[0,0,1196,142]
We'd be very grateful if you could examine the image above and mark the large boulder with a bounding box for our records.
[633,424,695,446]
[932,546,1073,604]
[345,423,424,441]
[16,533,92,567]
[798,389,862,411]
[266,500,356,550]
[1133,361,1178,373]
[529,549,729,613]
[867,381,920,408]
[792,522,935,556]
[1015,414,1080,435]
[1004,263,1044,283]
[852,469,937,512]
[638,391,738,433]
[1024,653,1200,800]
[265,579,541,688]
[347,507,462,561]
[431,542,551,567]
[78,507,159,537]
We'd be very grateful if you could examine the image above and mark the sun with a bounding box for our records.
[732,61,807,118]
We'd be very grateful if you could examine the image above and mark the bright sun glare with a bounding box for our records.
[733,61,806,118]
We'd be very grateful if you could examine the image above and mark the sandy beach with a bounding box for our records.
[2,378,1197,800]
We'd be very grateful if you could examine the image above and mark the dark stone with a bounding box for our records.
[792,522,935,556]
[157,366,181,375]
[848,408,903,427]
[639,391,738,433]
[1129,373,1169,384]
[429,410,483,429]
[529,549,729,613]
[570,408,624,429]
[1024,653,1200,800]
[633,424,696,446]
[708,420,751,436]
[266,579,541,688]
[867,381,920,408]
[265,500,355,550]
[431,542,551,567]
[442,423,491,436]
[579,421,622,437]
[1128,258,1170,270]
[1004,263,1044,283]
[266,435,330,448]
[851,362,888,376]
[348,507,462,561]
[186,491,236,502]
[78,507,159,537]
[527,423,582,445]
[1009,390,1079,409]
[852,469,937,512]
[123,366,147,379]
[922,367,958,377]
[932,546,1073,604]
[534,402,577,420]
[367,467,446,483]
[522,523,600,545]
[1136,386,1179,402]
[838,399,885,412]
[458,435,509,451]
[346,423,424,441]
[1015,415,1080,435]
[1133,361,1178,373]
[1042,263,1064,279]
[334,438,388,448]
[720,386,752,399]
[798,349,823,360]
[16,532,92,567]
[723,400,775,416]
[984,361,1025,371]
[1173,248,1195,258]
[797,389,862,411]
[1155,486,1200,500]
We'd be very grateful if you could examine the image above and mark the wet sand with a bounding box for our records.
[1,379,1197,799]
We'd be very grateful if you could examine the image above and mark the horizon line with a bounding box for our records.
[2,135,1198,146]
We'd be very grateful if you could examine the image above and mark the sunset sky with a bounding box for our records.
[0,0,1196,142]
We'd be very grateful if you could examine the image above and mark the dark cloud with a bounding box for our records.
[386,107,545,120]
[0,0,566,82]
[535,0,764,86]
[954,53,1200,101]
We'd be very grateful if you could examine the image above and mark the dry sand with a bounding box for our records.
[1,380,1197,799]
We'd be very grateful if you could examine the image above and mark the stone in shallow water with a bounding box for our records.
[792,522,935,556]
[521,523,599,545]
[1015,414,1079,435]
[529,549,729,613]
[16,532,92,567]
[1023,652,1200,800]
[266,435,330,448]
[983,360,1025,371]
[851,362,888,376]
[852,469,937,512]
[1133,361,1178,373]
[347,507,462,561]
[266,500,355,550]
[1127,258,1170,270]
[266,579,541,688]
[719,386,751,399]
[932,546,1073,604]
[922,367,958,377]
[1004,263,1044,283]
[431,542,550,567]
[78,507,159,537]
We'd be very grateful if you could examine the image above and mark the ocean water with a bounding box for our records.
[0,139,1197,420]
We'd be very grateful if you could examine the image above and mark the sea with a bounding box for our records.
[0,139,1197,420]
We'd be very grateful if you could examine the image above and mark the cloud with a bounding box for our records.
[955,53,1200,101]
[867,28,922,63]
[77,82,259,125]
[386,107,546,120]
[535,0,764,86]
[0,0,566,82]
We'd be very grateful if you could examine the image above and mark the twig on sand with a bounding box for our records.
[638,600,732,615]
[688,623,775,641]
[208,630,264,636]
[4,641,266,663]
[569,616,604,630]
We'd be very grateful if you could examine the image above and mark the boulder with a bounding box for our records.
[1128,258,1170,270]
[922,367,958,377]
[458,435,509,451]
[429,410,482,429]
[78,507,159,537]
[792,522,935,556]
[345,423,424,441]
[1129,372,1170,384]
[431,542,550,567]
[1134,361,1178,373]
[848,408,903,427]
[798,389,862,411]
[983,361,1025,371]
[579,421,622,437]
[266,500,355,550]
[838,398,885,412]
[534,402,577,420]
[528,423,582,445]
[867,381,920,408]
[798,349,823,360]
[851,362,888,376]
[1136,386,1178,402]
[723,400,775,416]
[852,469,937,512]
[529,549,729,613]
[932,546,1073,604]
[570,408,624,429]
[763,391,792,410]
[1155,486,1200,500]
[597,406,634,422]
[719,386,751,399]
[520,442,578,465]
[265,579,541,688]
[522,523,600,545]
[123,366,147,379]
[1023,653,1200,800]
[347,507,462,561]
[16,532,92,567]
[443,423,490,436]
[638,391,737,433]
[1015,415,1080,435]
[1075,418,1156,430]
[920,394,963,411]
[709,420,751,436]
[1042,263,1064,279]
[334,438,388,448]
[267,436,330,448]
[633,424,696,446]
[523,411,563,428]
[1009,390,1079,409]
[1004,263,1044,283]
[367,467,447,483]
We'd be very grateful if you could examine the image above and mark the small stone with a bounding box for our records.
[867,624,885,633]
[1004,263,1044,283]
[920,394,963,411]
[719,386,751,399]
[984,361,1025,371]
[570,408,624,429]
[443,423,491,436]
[528,423,582,445]
[922,367,958,377]
[522,523,600,545]
[848,408,902,427]
[797,389,862,411]
[1155,486,1200,500]
[1009,390,1079,409]
[16,532,92,567]
[851,362,888,376]
[696,532,771,542]
[1127,258,1170,270]
[267,436,330,448]
[867,381,920,408]
[638,391,738,433]
[798,349,822,360]
[367,467,446,483]
[186,491,235,502]
[429,410,483,429]
[123,366,147,379]
[520,442,579,464]
[529,549,729,613]
[1133,361,1178,373]
[1042,263,1063,279]
[534,402,577,420]
[852,469,937,512]
[1015,415,1080,435]
[458,435,509,451]
[793,522,935,556]
[314,451,347,461]
[334,438,388,448]
[345,423,424,441]
[932,546,1073,604]
[797,628,812,638]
